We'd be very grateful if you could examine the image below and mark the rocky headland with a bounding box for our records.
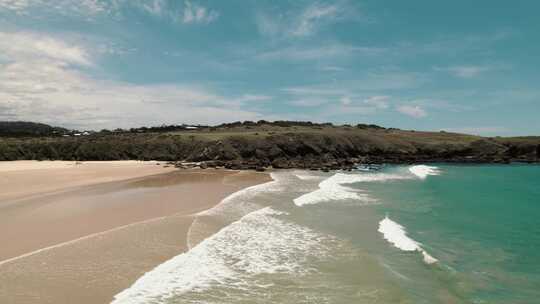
[1,121,539,171]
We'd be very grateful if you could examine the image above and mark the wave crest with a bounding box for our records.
[408,165,441,179]
[378,216,438,265]
[293,172,407,206]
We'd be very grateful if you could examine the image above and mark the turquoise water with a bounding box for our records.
[365,165,540,303]
[112,165,540,304]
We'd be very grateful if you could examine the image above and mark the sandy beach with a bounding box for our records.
[0,161,270,304]
[0,160,179,203]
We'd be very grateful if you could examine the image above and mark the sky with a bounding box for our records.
[0,0,539,135]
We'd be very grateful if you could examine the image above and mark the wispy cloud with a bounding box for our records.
[182,0,219,24]
[0,0,111,19]
[319,66,345,72]
[255,44,383,61]
[434,65,492,78]
[396,105,427,118]
[283,82,393,117]
[0,0,219,24]
[138,0,219,24]
[363,95,390,109]
[291,3,341,37]
[289,98,329,107]
[0,0,31,13]
[256,1,357,39]
[0,31,92,66]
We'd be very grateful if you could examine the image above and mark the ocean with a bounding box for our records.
[111,164,540,304]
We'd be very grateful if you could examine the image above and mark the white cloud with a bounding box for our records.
[282,86,343,96]
[0,0,110,19]
[182,0,219,24]
[0,31,263,129]
[0,31,92,66]
[363,95,389,109]
[256,2,354,39]
[0,0,218,24]
[291,3,340,37]
[284,88,391,118]
[0,0,31,13]
[340,96,352,105]
[139,0,219,24]
[282,70,424,95]
[435,65,491,78]
[289,99,328,107]
[140,0,166,16]
[396,105,427,118]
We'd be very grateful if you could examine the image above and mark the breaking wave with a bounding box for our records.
[293,172,407,207]
[111,207,337,304]
[408,165,441,179]
[378,216,438,265]
[186,172,284,249]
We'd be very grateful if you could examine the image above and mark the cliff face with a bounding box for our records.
[181,133,539,170]
[1,124,538,170]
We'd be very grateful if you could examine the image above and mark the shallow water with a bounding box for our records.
[112,165,540,304]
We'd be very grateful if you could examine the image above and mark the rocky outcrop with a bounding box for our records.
[167,134,540,171]
[1,126,539,170]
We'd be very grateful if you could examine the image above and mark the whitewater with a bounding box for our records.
[112,165,449,304]
[378,216,438,264]
[294,165,441,206]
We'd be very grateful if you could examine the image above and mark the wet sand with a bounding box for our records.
[0,162,270,304]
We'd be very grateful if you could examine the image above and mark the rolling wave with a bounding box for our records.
[408,165,441,179]
[378,216,438,265]
[293,172,407,207]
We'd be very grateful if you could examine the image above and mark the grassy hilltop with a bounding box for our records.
[0,121,539,170]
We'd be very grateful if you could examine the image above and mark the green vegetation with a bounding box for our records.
[0,121,69,137]
[1,121,539,168]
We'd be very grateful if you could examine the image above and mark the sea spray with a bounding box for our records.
[378,216,438,265]
[408,165,441,179]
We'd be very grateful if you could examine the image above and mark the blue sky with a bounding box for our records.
[0,0,538,135]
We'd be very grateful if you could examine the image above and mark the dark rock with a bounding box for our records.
[271,157,290,169]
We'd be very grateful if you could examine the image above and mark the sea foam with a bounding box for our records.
[378,216,438,265]
[293,172,407,206]
[186,172,287,249]
[293,171,324,181]
[111,207,335,304]
[408,165,441,179]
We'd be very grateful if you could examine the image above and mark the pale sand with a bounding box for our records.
[0,160,177,203]
[0,162,270,304]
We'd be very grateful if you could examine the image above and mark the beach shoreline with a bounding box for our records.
[0,161,271,304]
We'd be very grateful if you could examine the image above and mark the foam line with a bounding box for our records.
[0,213,183,268]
